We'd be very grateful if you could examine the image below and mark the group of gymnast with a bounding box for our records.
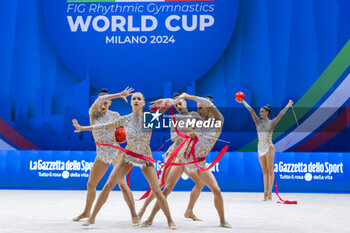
[71,87,293,229]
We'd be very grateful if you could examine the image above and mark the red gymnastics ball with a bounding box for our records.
[115,127,126,143]
[235,91,245,103]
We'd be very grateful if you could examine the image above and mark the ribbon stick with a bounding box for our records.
[291,106,300,127]
[198,134,231,144]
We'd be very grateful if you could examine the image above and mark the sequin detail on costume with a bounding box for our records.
[163,112,199,160]
[256,119,275,156]
[103,113,153,168]
[182,103,224,174]
[89,96,121,164]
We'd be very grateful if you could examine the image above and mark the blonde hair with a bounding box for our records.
[131,92,145,101]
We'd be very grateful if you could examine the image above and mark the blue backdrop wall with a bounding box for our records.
[0,0,349,192]
[0,0,349,152]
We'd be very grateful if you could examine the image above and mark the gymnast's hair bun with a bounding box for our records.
[173,93,181,99]
[98,88,108,97]
[263,105,271,115]
[205,95,215,104]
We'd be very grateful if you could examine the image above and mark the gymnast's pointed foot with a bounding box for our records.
[141,219,153,227]
[82,217,95,226]
[220,221,232,228]
[132,215,140,226]
[267,191,272,201]
[72,212,90,221]
[184,211,202,221]
[168,220,177,230]
[262,192,268,201]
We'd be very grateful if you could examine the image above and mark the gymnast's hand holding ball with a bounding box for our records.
[115,127,126,143]
[235,91,245,103]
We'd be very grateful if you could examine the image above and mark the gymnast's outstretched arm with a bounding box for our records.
[72,116,126,133]
[271,100,293,127]
[242,100,259,124]
[175,93,223,122]
[89,87,133,114]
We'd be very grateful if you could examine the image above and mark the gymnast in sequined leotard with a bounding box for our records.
[141,93,231,228]
[137,93,206,222]
[72,92,176,229]
[241,99,293,201]
[71,87,138,224]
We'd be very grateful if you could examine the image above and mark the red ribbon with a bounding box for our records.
[159,107,194,187]
[97,106,228,201]
[127,167,132,187]
[167,107,229,172]
[95,141,206,201]
[274,134,298,205]
[194,145,229,171]
[96,142,206,167]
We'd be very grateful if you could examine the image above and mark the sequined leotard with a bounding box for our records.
[256,119,275,156]
[244,101,289,156]
[93,112,152,168]
[89,96,121,164]
[181,97,224,174]
[163,111,200,161]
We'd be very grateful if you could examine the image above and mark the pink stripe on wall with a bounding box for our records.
[0,118,40,150]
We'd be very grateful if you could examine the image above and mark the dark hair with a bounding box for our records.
[173,93,181,99]
[205,95,215,104]
[262,105,271,115]
[98,88,108,97]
